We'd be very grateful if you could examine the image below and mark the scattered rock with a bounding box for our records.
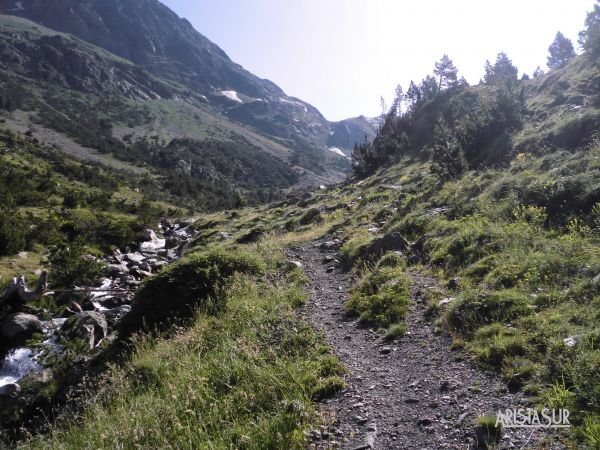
[320,240,340,250]
[287,260,303,269]
[125,253,145,265]
[438,297,456,307]
[1,313,43,345]
[103,305,132,326]
[363,232,408,260]
[165,236,181,249]
[563,335,579,347]
[416,418,433,427]
[216,231,231,240]
[592,273,600,285]
[380,346,392,355]
[0,383,20,397]
[141,229,158,241]
[151,260,168,271]
[61,312,107,350]
[106,264,129,277]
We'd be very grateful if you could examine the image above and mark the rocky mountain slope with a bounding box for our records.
[0,0,374,194]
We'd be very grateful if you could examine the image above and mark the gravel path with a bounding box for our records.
[287,236,569,450]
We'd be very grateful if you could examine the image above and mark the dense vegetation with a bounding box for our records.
[20,242,345,449]
[0,127,175,286]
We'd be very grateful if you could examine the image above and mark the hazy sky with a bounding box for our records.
[161,0,594,121]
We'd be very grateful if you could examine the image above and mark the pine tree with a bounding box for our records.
[434,55,458,92]
[406,81,421,110]
[533,66,545,78]
[483,53,519,86]
[547,32,576,68]
[579,0,600,57]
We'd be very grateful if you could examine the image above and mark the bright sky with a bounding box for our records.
[161,0,594,121]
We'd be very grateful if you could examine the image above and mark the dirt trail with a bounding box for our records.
[287,236,568,450]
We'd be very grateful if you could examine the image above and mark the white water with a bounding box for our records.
[90,278,114,311]
[0,348,42,387]
[140,238,166,253]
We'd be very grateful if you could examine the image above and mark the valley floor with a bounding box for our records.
[289,236,570,449]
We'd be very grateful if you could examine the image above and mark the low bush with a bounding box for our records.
[119,249,266,337]
[447,289,532,335]
[339,229,373,269]
[346,255,411,329]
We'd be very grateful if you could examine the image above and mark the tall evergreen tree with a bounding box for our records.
[483,52,519,86]
[406,81,421,109]
[547,32,576,68]
[579,0,600,57]
[433,55,458,92]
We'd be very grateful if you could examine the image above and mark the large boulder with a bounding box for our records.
[106,263,129,277]
[60,311,107,349]
[125,253,145,265]
[360,232,409,261]
[1,313,43,345]
[141,229,158,241]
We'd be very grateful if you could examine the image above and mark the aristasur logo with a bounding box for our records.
[495,408,570,429]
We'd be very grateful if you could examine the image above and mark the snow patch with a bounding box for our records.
[279,98,308,112]
[221,90,242,103]
[328,147,350,158]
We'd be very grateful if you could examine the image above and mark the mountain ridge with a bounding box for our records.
[0,0,375,199]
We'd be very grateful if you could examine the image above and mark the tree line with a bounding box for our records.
[352,2,599,178]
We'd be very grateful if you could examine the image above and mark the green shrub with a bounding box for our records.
[236,226,267,244]
[467,323,528,368]
[311,376,346,401]
[474,415,503,449]
[581,415,600,449]
[377,252,407,269]
[346,265,411,329]
[447,289,532,335]
[427,216,505,271]
[339,229,373,269]
[0,208,26,256]
[48,240,106,289]
[384,323,407,341]
[119,249,266,337]
[298,208,323,226]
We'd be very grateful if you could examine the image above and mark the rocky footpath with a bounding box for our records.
[0,219,197,440]
[288,236,570,449]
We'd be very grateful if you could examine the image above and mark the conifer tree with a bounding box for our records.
[547,32,576,68]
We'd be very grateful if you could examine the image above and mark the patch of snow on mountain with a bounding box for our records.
[221,90,242,103]
[279,98,308,112]
[328,147,350,159]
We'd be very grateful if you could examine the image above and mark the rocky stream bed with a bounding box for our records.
[0,219,198,440]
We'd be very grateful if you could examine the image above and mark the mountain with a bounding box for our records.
[327,116,377,154]
[0,0,372,202]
